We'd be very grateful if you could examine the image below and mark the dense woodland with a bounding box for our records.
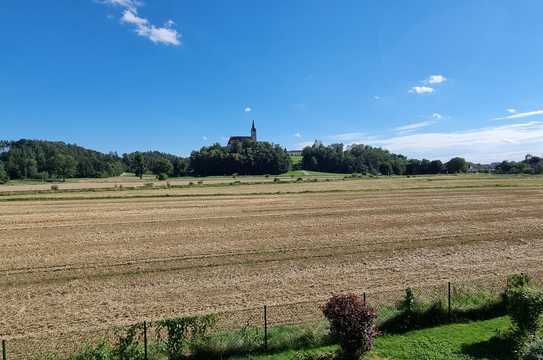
[0,139,541,183]
[301,141,469,175]
[189,141,291,176]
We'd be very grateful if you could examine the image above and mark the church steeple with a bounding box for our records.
[251,120,257,141]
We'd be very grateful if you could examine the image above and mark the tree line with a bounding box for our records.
[493,155,543,175]
[0,138,541,184]
[301,141,469,175]
[0,139,290,182]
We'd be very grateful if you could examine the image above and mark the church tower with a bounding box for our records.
[251,120,257,141]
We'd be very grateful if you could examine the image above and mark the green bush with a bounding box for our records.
[507,286,543,336]
[112,323,145,360]
[156,315,217,360]
[523,337,543,360]
[69,341,112,360]
[157,173,168,181]
[508,273,532,291]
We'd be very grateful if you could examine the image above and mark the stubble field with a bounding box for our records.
[1,174,543,357]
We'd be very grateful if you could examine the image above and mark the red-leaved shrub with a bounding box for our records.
[322,294,378,360]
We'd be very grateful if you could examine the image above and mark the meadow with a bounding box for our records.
[1,174,543,357]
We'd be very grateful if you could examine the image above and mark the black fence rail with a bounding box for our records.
[2,272,542,359]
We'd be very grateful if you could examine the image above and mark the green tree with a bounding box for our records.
[151,157,174,176]
[134,152,145,179]
[445,157,468,173]
[53,154,77,181]
[0,161,8,183]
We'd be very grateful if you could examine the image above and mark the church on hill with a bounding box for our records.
[228,121,257,145]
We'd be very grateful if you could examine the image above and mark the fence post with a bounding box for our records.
[263,305,268,352]
[2,339,6,360]
[143,321,148,360]
[448,282,452,323]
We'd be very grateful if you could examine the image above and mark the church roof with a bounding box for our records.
[228,136,253,144]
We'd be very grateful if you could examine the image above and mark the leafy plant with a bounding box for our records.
[523,337,543,360]
[508,273,532,291]
[507,286,543,336]
[112,323,145,360]
[69,341,112,360]
[322,294,378,360]
[156,315,217,360]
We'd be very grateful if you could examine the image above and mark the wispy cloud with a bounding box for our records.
[425,74,447,85]
[244,107,252,113]
[432,113,443,119]
[202,136,208,141]
[373,96,381,100]
[294,132,302,138]
[493,108,543,120]
[328,121,543,162]
[394,120,436,132]
[409,86,434,94]
[100,0,181,46]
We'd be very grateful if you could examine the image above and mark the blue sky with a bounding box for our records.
[1,0,543,162]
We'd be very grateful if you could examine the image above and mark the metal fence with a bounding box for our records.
[2,272,542,359]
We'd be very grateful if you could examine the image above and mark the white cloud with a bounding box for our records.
[329,121,543,162]
[493,109,543,120]
[294,132,302,138]
[100,1,181,46]
[394,120,436,132]
[432,113,443,119]
[409,86,435,94]
[202,136,208,141]
[121,9,148,26]
[426,74,447,85]
[102,0,141,12]
[507,108,518,114]
[373,96,381,100]
[244,107,252,113]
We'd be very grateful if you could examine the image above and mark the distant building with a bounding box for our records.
[228,121,257,145]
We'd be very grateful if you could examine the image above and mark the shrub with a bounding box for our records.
[51,184,59,191]
[274,178,281,183]
[508,273,532,291]
[296,177,304,182]
[394,288,419,331]
[156,315,217,360]
[112,323,145,360]
[322,294,378,360]
[523,337,543,360]
[69,341,112,360]
[507,286,543,336]
[157,173,168,181]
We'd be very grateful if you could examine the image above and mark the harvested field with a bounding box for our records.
[1,175,543,357]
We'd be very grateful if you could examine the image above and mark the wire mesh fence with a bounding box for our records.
[2,271,541,359]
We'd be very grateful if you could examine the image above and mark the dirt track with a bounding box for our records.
[1,176,543,357]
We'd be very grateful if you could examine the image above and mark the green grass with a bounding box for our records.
[240,317,512,360]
